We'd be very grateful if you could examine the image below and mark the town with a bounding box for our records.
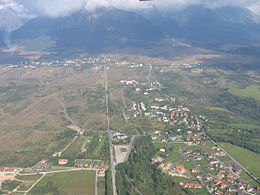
[118,66,259,195]
[0,57,259,195]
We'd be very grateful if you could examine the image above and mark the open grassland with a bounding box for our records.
[228,85,260,100]
[228,123,260,129]
[15,174,43,181]
[29,170,96,195]
[63,136,86,156]
[0,65,107,167]
[165,152,181,163]
[220,142,260,179]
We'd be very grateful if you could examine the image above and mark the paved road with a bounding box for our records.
[104,65,117,195]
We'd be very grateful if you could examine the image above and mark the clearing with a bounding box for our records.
[29,170,96,195]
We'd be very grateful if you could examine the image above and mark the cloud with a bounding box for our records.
[248,1,260,17]
[1,0,260,17]
[0,0,19,9]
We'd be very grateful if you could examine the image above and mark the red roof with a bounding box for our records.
[175,165,185,172]
[99,169,106,173]
[163,162,171,167]
[213,178,221,183]
[191,168,198,173]
[215,190,223,194]
[58,159,68,164]
[227,173,235,178]
[226,178,234,183]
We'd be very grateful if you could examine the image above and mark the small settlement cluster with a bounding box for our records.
[120,69,259,195]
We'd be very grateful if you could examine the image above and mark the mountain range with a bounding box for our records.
[1,5,260,56]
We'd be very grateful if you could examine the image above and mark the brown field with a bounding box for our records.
[0,65,107,166]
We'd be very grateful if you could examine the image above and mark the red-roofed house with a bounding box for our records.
[191,168,198,173]
[215,190,223,195]
[175,165,185,174]
[98,169,106,177]
[58,159,68,165]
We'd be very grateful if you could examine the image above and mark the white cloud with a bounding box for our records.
[0,0,18,9]
[1,0,260,17]
[248,1,260,16]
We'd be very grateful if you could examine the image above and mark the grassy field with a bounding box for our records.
[217,155,231,162]
[93,136,107,155]
[16,174,43,181]
[29,170,96,195]
[165,152,181,163]
[228,123,260,129]
[228,85,260,100]
[98,177,105,195]
[220,142,260,179]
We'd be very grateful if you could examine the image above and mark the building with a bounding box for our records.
[35,160,49,171]
[0,167,17,174]
[58,159,69,165]
[191,168,199,173]
[98,169,106,177]
[175,165,185,174]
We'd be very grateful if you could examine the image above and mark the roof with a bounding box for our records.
[58,159,68,164]
[175,165,185,172]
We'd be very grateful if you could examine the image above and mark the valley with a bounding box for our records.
[0,54,259,194]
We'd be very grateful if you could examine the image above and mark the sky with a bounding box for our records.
[1,0,260,17]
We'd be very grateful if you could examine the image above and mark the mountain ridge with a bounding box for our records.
[1,5,259,56]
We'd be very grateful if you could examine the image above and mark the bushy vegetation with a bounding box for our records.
[84,135,110,162]
[1,180,21,191]
[116,136,187,195]
[208,122,260,153]
[105,169,113,195]
[214,90,259,120]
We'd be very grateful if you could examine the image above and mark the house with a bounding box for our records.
[98,169,106,177]
[58,159,69,165]
[209,159,219,165]
[175,165,185,174]
[135,88,141,92]
[226,173,235,178]
[35,160,49,171]
[213,178,221,184]
[220,183,228,189]
[160,149,166,153]
[179,183,202,189]
[52,152,59,157]
[163,162,171,168]
[246,187,254,192]
[216,152,226,156]
[24,167,33,172]
[0,167,16,174]
[226,178,234,183]
[217,172,225,179]
[151,156,164,164]
[191,168,199,173]
[215,190,223,195]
